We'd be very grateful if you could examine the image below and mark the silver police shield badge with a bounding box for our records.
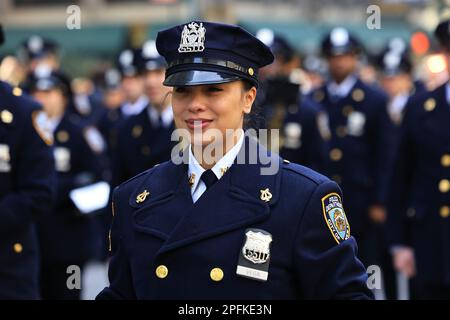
[236,229,273,281]
[242,230,272,264]
[178,22,206,53]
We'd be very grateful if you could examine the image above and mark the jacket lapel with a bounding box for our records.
[157,136,282,255]
[131,160,192,241]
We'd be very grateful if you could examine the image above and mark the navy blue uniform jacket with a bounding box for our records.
[0,81,55,299]
[98,137,372,299]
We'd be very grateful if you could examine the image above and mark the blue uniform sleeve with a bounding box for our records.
[0,109,56,231]
[96,188,137,300]
[294,180,373,299]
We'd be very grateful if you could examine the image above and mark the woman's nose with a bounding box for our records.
[187,92,207,113]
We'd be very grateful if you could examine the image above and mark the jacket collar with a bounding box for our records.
[129,135,282,254]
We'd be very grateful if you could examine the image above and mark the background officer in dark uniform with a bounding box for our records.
[255,30,325,171]
[27,66,106,299]
[372,38,421,299]
[312,27,394,271]
[116,47,149,118]
[376,38,424,127]
[96,68,125,163]
[387,19,450,299]
[0,25,56,299]
[18,35,60,75]
[97,21,372,300]
[112,40,175,186]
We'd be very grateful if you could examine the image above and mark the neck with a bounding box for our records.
[192,130,243,170]
[332,72,354,85]
[128,95,141,104]
[48,109,64,119]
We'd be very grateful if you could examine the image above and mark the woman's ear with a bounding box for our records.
[243,86,257,114]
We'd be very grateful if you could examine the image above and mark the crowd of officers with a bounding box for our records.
[1,19,450,299]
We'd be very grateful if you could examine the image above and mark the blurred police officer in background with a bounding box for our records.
[372,37,422,300]
[18,35,60,75]
[116,48,148,118]
[256,29,325,171]
[376,38,424,127]
[387,19,450,300]
[26,66,106,299]
[112,40,174,186]
[301,54,327,95]
[18,36,102,125]
[96,68,125,160]
[311,27,394,280]
[0,25,56,299]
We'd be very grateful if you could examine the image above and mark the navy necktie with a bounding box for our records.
[200,169,218,189]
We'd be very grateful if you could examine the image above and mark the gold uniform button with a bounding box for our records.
[210,268,224,282]
[439,179,450,193]
[13,87,23,96]
[248,68,254,76]
[132,125,143,138]
[56,130,70,143]
[424,98,436,112]
[440,206,450,218]
[155,265,168,279]
[14,243,23,253]
[441,154,450,167]
[330,148,343,161]
[352,89,365,102]
[1,110,13,124]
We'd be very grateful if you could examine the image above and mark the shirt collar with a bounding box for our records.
[147,104,174,128]
[49,115,63,134]
[187,132,244,193]
[389,93,409,111]
[121,95,149,116]
[327,74,357,98]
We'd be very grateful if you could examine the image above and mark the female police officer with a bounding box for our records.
[97,21,372,300]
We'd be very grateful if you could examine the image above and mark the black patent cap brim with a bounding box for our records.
[163,70,241,86]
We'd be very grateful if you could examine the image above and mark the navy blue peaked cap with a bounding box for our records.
[321,27,362,57]
[435,19,450,49]
[156,21,274,87]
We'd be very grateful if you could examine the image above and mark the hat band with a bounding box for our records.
[168,57,252,75]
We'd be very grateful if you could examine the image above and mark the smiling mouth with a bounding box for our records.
[186,119,213,130]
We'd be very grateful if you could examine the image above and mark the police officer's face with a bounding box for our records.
[171,80,256,147]
[121,75,145,102]
[328,53,358,82]
[29,55,60,73]
[104,89,125,110]
[32,88,66,118]
[144,69,171,109]
[380,73,412,97]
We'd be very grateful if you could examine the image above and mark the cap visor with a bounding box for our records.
[163,70,240,86]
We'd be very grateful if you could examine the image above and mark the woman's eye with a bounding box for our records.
[207,86,223,93]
